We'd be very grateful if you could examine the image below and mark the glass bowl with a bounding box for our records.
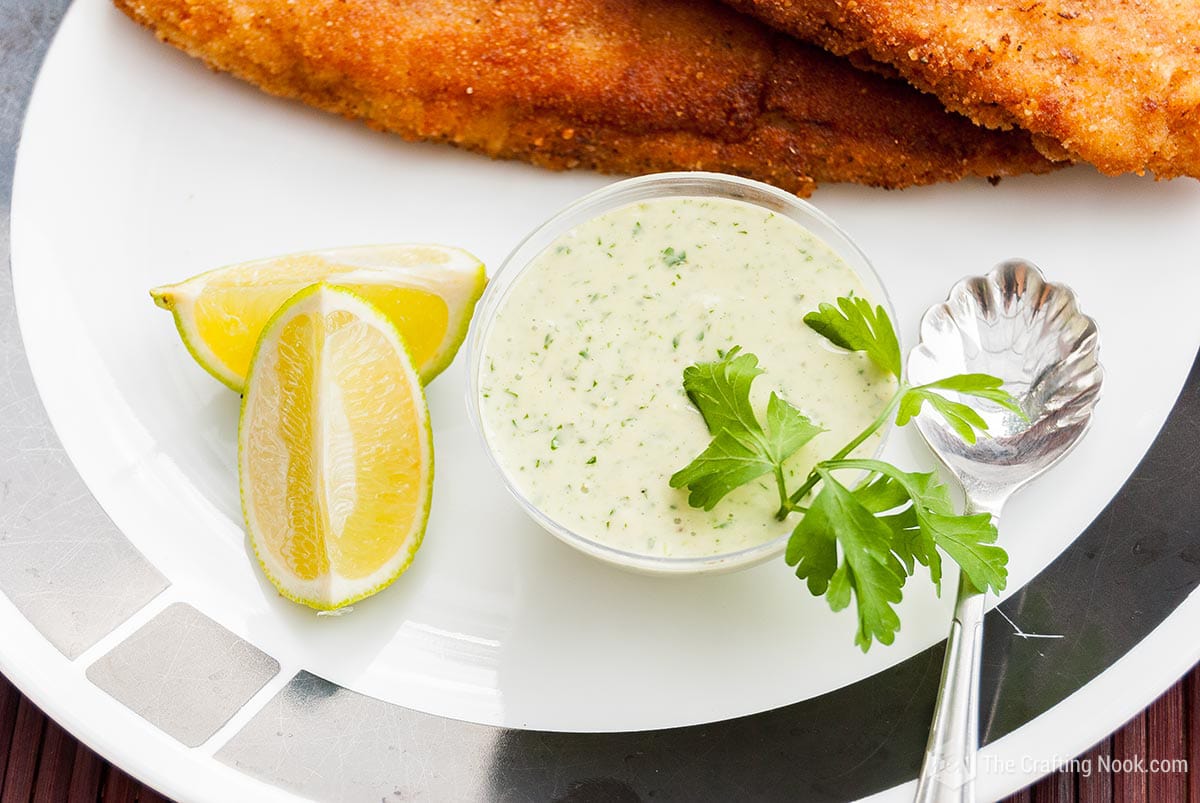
[465,172,893,575]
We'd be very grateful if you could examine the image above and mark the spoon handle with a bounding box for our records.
[914,572,987,803]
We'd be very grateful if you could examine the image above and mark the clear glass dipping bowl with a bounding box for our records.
[465,172,893,575]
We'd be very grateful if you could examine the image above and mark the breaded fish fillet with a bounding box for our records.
[725,0,1200,179]
[114,0,1057,195]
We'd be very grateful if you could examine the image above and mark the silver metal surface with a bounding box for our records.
[216,671,499,801]
[909,260,1103,802]
[86,603,279,747]
[0,0,168,659]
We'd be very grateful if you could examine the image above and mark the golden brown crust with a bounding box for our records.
[113,0,1058,195]
[725,0,1200,179]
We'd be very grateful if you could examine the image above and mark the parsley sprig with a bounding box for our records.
[669,296,1025,651]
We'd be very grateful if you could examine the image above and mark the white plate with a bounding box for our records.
[6,0,1200,799]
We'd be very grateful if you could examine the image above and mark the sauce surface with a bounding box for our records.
[479,197,894,558]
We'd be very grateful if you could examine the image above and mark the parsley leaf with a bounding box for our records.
[669,429,776,511]
[917,374,1027,413]
[833,458,1008,595]
[764,392,823,463]
[898,389,989,444]
[670,349,823,510]
[788,459,1004,647]
[924,510,1008,595]
[679,347,762,437]
[897,374,1026,444]
[803,296,902,378]
[787,468,905,650]
[863,471,951,585]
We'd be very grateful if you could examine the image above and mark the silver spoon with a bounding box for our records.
[908,260,1103,803]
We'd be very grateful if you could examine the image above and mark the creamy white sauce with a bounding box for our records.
[479,197,894,558]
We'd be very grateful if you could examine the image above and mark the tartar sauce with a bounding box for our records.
[479,197,894,558]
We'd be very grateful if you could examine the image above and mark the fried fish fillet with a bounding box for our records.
[725,0,1200,179]
[114,0,1057,195]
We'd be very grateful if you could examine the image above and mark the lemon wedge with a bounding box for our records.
[151,244,485,390]
[239,284,433,609]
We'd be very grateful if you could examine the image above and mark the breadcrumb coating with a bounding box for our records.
[114,0,1058,195]
[726,0,1200,178]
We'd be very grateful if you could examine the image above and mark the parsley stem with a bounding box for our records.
[781,385,907,515]
[772,463,790,520]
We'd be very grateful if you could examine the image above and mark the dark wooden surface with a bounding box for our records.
[0,665,1196,802]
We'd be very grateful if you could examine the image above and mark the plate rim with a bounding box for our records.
[2,2,1199,801]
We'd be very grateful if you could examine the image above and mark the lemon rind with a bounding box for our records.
[151,286,246,392]
[416,261,487,383]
